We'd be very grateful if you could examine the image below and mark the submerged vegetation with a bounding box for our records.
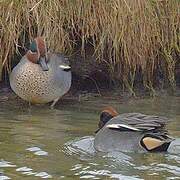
[0,0,179,93]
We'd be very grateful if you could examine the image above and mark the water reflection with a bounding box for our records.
[0,175,11,180]
[63,136,95,158]
[0,159,52,179]
[0,95,179,179]
[0,160,16,168]
[64,136,180,179]
[26,146,48,156]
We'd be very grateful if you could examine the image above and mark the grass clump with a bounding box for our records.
[0,0,179,93]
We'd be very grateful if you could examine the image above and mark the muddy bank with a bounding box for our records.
[1,79,180,109]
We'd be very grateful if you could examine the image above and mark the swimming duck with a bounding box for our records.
[94,107,174,153]
[10,37,71,107]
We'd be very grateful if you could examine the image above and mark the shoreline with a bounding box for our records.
[0,83,179,108]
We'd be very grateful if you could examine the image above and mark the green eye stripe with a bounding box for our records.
[29,40,37,52]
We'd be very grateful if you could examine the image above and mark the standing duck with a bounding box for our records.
[10,37,71,107]
[94,107,174,153]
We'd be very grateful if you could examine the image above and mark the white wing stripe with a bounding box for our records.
[106,124,141,131]
[59,65,71,69]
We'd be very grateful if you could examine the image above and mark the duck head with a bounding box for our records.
[26,37,49,71]
[95,107,118,133]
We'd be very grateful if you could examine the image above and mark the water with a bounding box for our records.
[0,94,179,179]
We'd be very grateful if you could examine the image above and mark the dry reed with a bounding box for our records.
[0,0,179,93]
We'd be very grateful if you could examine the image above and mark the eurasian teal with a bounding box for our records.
[10,37,71,107]
[94,107,174,153]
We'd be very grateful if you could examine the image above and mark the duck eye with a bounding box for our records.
[100,112,113,124]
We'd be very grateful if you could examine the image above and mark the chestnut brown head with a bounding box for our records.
[95,107,118,133]
[26,37,49,71]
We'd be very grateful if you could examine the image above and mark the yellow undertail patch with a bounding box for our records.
[142,137,164,150]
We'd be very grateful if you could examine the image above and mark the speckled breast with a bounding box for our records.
[10,57,71,104]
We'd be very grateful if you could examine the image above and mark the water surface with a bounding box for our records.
[0,94,179,179]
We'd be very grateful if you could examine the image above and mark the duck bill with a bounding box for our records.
[95,128,101,134]
[39,57,49,71]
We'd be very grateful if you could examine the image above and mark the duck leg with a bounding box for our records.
[50,98,59,109]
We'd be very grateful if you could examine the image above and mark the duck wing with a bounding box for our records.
[107,113,170,132]
[106,122,162,132]
[106,114,174,152]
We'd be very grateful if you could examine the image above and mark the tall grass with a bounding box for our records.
[0,0,179,92]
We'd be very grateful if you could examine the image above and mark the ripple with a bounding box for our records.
[136,162,180,177]
[74,169,111,177]
[1,95,179,180]
[71,163,142,180]
[0,160,16,168]
[166,154,180,164]
[0,175,11,180]
[155,163,180,176]
[26,146,48,156]
[167,177,180,180]
[71,164,83,171]
[16,167,33,172]
[80,175,100,179]
[26,147,41,152]
[21,171,36,176]
[64,137,143,179]
[110,174,143,180]
[104,151,134,166]
[168,138,180,155]
[16,166,52,179]
[63,136,95,160]
[34,150,48,156]
[35,172,52,178]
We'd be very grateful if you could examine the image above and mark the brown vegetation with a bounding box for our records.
[0,0,179,93]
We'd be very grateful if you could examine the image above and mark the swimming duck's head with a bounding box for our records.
[95,107,118,133]
[26,37,49,71]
